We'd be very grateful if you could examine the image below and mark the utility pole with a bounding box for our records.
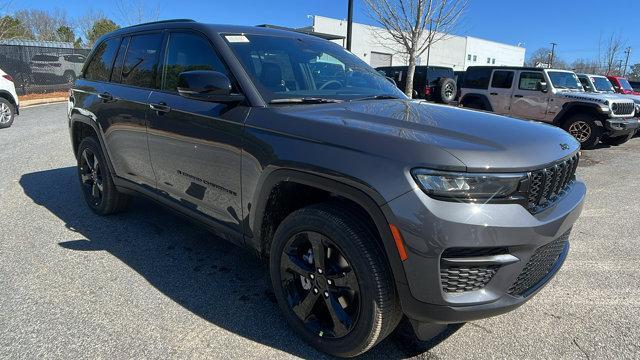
[623,47,631,76]
[346,0,354,51]
[617,59,624,74]
[549,42,558,68]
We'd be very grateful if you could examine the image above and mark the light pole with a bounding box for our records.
[346,0,354,51]
[550,42,558,68]
[623,47,631,76]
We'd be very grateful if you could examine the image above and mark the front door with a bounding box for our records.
[146,31,247,238]
[509,71,551,121]
[487,70,515,115]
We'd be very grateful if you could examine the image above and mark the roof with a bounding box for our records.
[256,24,344,40]
[466,66,570,72]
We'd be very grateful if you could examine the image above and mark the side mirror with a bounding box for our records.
[412,89,418,98]
[177,70,244,102]
[536,81,548,93]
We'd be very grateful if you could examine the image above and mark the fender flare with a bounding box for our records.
[0,90,17,105]
[553,102,604,125]
[249,168,409,288]
[460,93,493,111]
[69,110,117,175]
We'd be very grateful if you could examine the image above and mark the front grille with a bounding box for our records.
[440,247,507,293]
[611,102,635,116]
[526,154,579,213]
[508,231,570,296]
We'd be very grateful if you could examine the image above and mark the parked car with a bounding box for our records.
[607,75,640,95]
[460,66,638,148]
[0,67,19,129]
[578,73,640,127]
[376,65,457,104]
[30,53,86,84]
[69,20,586,358]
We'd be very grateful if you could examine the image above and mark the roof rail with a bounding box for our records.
[122,19,196,29]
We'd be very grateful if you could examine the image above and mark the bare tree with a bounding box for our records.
[571,58,601,74]
[364,0,467,97]
[526,47,568,69]
[603,32,625,75]
[114,0,162,26]
[15,8,69,42]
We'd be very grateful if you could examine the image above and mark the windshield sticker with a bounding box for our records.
[226,35,249,43]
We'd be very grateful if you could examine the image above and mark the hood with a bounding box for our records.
[274,99,579,172]
[556,91,634,104]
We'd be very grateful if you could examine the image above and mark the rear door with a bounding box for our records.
[146,30,247,238]
[487,70,515,114]
[510,70,550,121]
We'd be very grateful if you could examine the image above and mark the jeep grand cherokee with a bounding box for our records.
[68,20,586,358]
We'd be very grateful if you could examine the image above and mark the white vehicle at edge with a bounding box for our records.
[0,67,19,129]
[29,53,86,84]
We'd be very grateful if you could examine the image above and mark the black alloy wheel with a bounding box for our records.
[280,230,360,339]
[79,147,104,207]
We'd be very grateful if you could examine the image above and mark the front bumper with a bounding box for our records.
[383,178,586,324]
[603,117,640,135]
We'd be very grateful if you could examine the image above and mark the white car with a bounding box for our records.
[0,67,19,129]
[30,53,86,83]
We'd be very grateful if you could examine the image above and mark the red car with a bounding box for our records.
[607,76,640,95]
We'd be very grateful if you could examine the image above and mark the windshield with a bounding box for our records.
[223,33,407,102]
[592,76,615,92]
[618,78,633,91]
[548,71,583,90]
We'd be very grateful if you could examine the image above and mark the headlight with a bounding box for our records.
[411,169,526,199]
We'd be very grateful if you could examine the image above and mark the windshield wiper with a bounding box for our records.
[269,97,343,104]
[351,94,403,101]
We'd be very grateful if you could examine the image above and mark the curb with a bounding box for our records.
[20,97,68,107]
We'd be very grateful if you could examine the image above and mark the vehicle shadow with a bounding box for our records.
[19,167,417,359]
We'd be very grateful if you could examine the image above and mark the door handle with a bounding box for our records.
[149,103,171,114]
[513,94,524,98]
[490,92,498,95]
[97,92,113,101]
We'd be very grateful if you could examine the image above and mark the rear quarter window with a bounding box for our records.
[463,67,492,89]
[84,37,121,82]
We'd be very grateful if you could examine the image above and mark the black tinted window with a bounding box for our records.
[426,67,454,85]
[491,71,514,88]
[111,37,130,83]
[121,33,163,88]
[163,32,228,91]
[84,38,120,82]
[464,67,492,89]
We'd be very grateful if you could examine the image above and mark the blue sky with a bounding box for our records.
[16,0,640,65]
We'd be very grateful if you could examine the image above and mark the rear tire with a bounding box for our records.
[601,131,635,146]
[269,202,401,357]
[0,98,15,129]
[435,78,457,104]
[563,114,602,150]
[77,137,130,215]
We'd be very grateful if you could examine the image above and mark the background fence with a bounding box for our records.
[0,41,90,96]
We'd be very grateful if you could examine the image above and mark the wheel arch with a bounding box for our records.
[553,102,605,126]
[69,114,116,175]
[0,90,17,106]
[249,168,409,288]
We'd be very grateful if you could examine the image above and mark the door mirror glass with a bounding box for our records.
[536,81,548,92]
[177,70,243,102]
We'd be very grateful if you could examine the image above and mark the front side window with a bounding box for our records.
[547,71,582,90]
[162,32,229,92]
[121,33,163,88]
[223,34,405,102]
[491,70,514,89]
[84,37,120,82]
[518,72,545,90]
[618,78,633,91]
[578,77,593,91]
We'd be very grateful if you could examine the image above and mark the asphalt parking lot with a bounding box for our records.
[1,103,639,359]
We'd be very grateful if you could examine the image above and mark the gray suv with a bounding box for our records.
[68,20,585,357]
[460,66,639,149]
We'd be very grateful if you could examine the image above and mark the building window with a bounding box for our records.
[467,54,471,61]
[492,58,496,64]
[473,55,477,62]
[487,57,491,64]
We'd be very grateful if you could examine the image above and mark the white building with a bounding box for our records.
[307,16,525,70]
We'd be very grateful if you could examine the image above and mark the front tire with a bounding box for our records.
[0,98,15,129]
[563,114,602,150]
[269,202,401,357]
[77,137,130,215]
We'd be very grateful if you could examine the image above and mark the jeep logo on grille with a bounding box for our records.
[560,143,570,150]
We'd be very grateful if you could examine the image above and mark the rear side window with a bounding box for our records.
[32,54,59,62]
[84,37,120,82]
[463,67,492,89]
[162,32,229,91]
[490,71,514,89]
[121,33,163,88]
[519,72,544,90]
